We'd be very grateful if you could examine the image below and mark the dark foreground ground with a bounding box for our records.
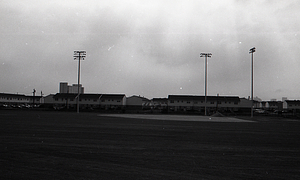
[1,110,299,179]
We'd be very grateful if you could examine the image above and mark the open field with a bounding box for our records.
[1,110,300,179]
[99,114,254,122]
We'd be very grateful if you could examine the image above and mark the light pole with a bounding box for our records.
[32,89,36,108]
[200,53,212,116]
[249,47,255,118]
[74,50,86,113]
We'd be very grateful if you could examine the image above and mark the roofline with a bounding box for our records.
[168,95,240,101]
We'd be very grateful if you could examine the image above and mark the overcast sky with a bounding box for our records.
[1,0,300,100]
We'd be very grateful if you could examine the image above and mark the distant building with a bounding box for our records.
[49,93,126,110]
[59,82,68,93]
[69,84,84,94]
[152,98,168,109]
[0,93,42,107]
[27,95,42,105]
[59,82,84,94]
[266,101,283,111]
[282,97,288,109]
[0,93,29,105]
[100,94,127,107]
[261,101,267,109]
[126,95,150,106]
[44,94,55,105]
[285,100,300,110]
[167,95,241,113]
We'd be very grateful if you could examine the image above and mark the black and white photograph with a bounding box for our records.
[1,0,300,179]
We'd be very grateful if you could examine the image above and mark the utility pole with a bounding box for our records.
[32,89,36,108]
[249,47,256,118]
[74,50,86,113]
[200,53,212,116]
[216,93,219,112]
[40,91,44,105]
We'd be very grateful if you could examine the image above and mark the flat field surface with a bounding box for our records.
[1,110,300,179]
[99,114,254,122]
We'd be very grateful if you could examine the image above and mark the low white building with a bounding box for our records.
[167,95,241,113]
[0,93,42,107]
[49,93,126,110]
[100,94,127,107]
[0,93,29,105]
[152,98,168,109]
[126,95,150,106]
[286,100,300,110]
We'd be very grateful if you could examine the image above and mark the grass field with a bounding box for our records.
[1,110,300,179]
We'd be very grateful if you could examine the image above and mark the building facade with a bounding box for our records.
[59,82,84,94]
[167,95,242,114]
[126,95,149,105]
[286,100,300,110]
[48,93,126,110]
[152,98,168,109]
[0,93,42,107]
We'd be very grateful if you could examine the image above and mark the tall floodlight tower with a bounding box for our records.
[74,50,86,113]
[200,53,212,116]
[249,47,255,118]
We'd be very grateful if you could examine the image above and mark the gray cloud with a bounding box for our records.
[1,0,300,100]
